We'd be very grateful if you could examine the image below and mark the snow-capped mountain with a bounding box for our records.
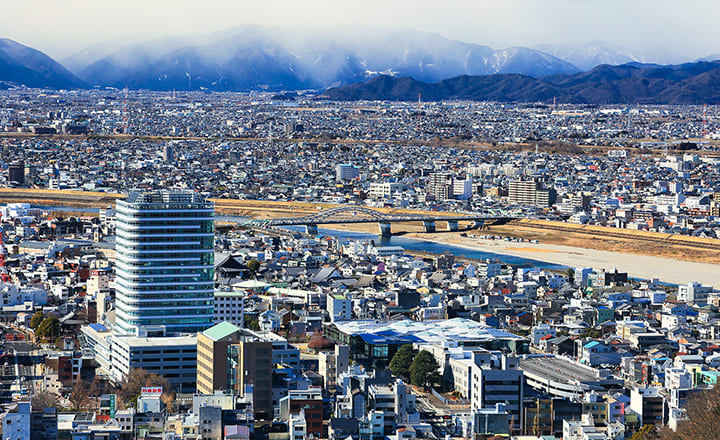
[66,25,580,91]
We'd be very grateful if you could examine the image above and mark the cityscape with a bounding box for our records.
[1,2,720,440]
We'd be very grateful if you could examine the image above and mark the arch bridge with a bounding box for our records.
[247,206,517,236]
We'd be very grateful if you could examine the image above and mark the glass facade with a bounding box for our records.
[114,190,215,334]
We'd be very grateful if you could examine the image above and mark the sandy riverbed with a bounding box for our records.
[404,231,720,288]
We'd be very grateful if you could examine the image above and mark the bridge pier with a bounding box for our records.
[378,222,392,237]
[423,220,436,233]
[472,220,484,230]
[447,220,459,232]
[305,224,318,236]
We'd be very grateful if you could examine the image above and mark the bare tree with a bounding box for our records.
[68,380,91,411]
[659,385,720,440]
[32,390,59,411]
[116,368,173,411]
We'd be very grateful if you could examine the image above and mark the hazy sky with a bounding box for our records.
[3,0,719,60]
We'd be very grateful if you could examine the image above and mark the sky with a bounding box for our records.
[2,0,719,61]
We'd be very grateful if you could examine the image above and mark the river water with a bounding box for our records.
[32,205,566,270]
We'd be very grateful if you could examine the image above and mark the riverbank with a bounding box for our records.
[402,231,720,288]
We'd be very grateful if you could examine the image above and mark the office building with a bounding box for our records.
[426,172,453,201]
[197,322,297,420]
[453,176,473,200]
[319,344,350,391]
[471,352,524,434]
[336,164,359,181]
[197,322,244,395]
[7,161,24,185]
[279,388,323,437]
[228,338,273,420]
[114,190,215,335]
[111,333,198,394]
[163,144,175,163]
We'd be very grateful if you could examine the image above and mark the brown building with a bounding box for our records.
[280,387,324,437]
[228,339,273,420]
[197,322,273,420]
[197,322,243,394]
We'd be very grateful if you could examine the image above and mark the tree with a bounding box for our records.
[565,268,575,285]
[247,259,260,274]
[116,368,173,410]
[658,383,720,439]
[32,390,59,411]
[409,350,441,390]
[631,425,658,440]
[244,315,260,331]
[68,379,91,411]
[30,311,44,330]
[36,317,59,340]
[389,345,418,381]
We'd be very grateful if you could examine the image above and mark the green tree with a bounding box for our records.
[244,315,260,331]
[409,350,441,390]
[389,345,418,381]
[30,311,44,330]
[36,317,59,340]
[247,259,260,274]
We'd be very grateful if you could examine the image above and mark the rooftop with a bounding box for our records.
[202,321,242,342]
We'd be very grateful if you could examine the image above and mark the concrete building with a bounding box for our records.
[111,333,198,394]
[368,182,404,199]
[0,401,31,440]
[213,291,246,326]
[279,387,323,437]
[630,387,667,426]
[319,344,350,391]
[470,352,524,433]
[328,293,352,322]
[197,321,244,395]
[427,173,453,201]
[114,190,215,335]
[223,331,274,420]
[508,178,556,207]
[336,164,359,181]
[677,282,713,304]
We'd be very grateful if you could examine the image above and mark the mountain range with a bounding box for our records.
[320,61,720,104]
[0,38,84,89]
[0,25,719,102]
[62,25,583,91]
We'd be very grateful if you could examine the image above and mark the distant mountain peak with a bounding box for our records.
[0,38,85,89]
[65,24,579,92]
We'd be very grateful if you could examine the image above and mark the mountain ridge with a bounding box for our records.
[319,61,720,104]
[0,38,85,89]
[67,25,581,91]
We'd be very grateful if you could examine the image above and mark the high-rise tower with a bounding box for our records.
[114,190,215,335]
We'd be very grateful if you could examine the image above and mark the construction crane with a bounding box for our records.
[0,214,10,283]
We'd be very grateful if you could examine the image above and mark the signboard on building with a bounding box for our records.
[141,386,163,396]
[109,394,116,418]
